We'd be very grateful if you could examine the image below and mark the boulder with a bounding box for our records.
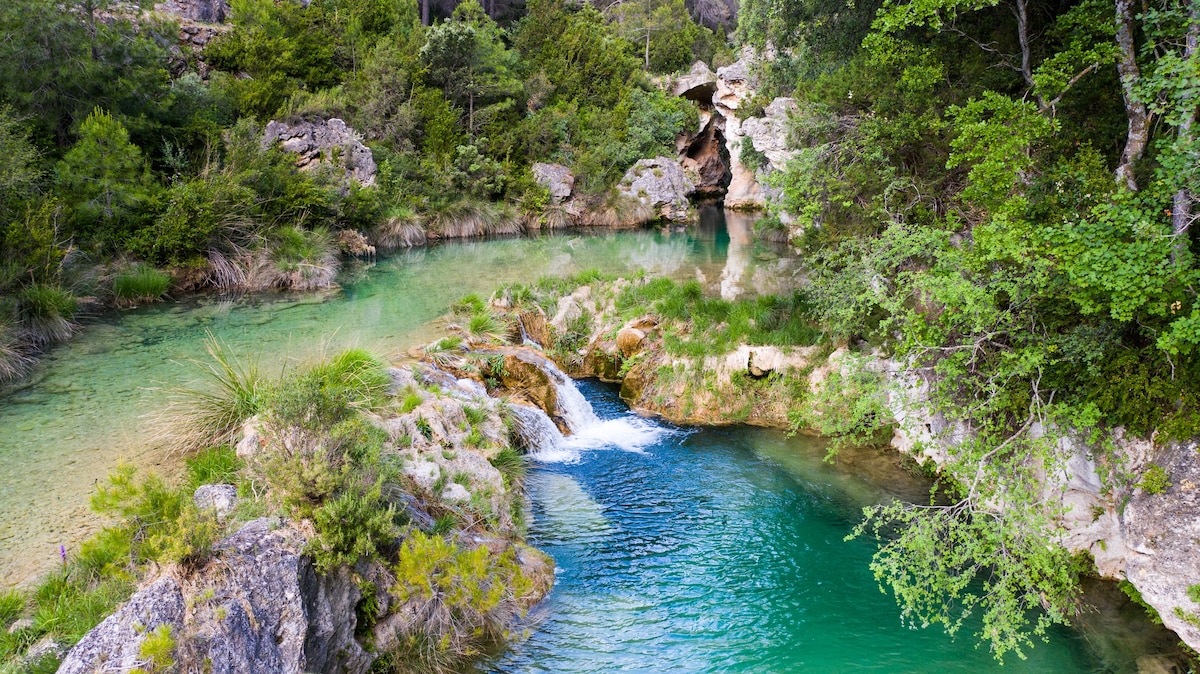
[531,163,575,203]
[194,484,238,519]
[263,119,377,187]
[671,61,718,102]
[58,577,186,674]
[617,158,696,222]
[616,327,646,358]
[58,520,373,674]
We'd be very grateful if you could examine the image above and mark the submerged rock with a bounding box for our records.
[617,158,696,222]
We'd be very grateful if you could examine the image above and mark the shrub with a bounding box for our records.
[15,283,76,347]
[112,264,170,307]
[1139,464,1171,495]
[489,446,527,489]
[131,624,176,674]
[308,485,395,572]
[266,226,339,290]
[389,531,536,669]
[0,318,33,382]
[163,334,265,454]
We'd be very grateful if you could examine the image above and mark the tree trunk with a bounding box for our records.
[1115,0,1149,191]
[1013,0,1045,108]
[1173,4,1199,259]
[421,0,429,26]
[645,29,650,70]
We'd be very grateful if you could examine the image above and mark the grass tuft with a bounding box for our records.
[157,333,265,454]
[112,264,171,307]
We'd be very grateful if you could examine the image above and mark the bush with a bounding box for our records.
[1139,464,1171,495]
[389,531,536,669]
[112,264,170,306]
[15,283,76,347]
[164,334,265,453]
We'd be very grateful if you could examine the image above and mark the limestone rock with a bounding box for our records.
[672,61,718,102]
[60,520,373,674]
[531,163,575,203]
[156,0,229,23]
[263,119,377,187]
[1121,441,1200,651]
[194,484,238,519]
[616,327,646,358]
[617,158,696,222]
[58,577,186,674]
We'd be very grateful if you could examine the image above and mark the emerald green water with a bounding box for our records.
[0,211,1177,671]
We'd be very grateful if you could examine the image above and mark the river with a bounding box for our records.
[0,209,1178,670]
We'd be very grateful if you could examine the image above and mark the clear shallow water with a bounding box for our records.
[0,214,789,587]
[487,381,1174,674]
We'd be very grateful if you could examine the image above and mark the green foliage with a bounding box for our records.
[788,357,892,456]
[1138,464,1171,495]
[112,264,171,306]
[167,334,266,453]
[54,108,157,250]
[131,624,176,674]
[309,484,396,572]
[1119,580,1162,624]
[15,283,77,348]
[615,278,820,357]
[133,174,256,266]
[390,531,535,668]
[851,497,1079,662]
[185,445,242,491]
[489,446,528,489]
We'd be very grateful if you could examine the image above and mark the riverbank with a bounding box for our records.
[0,215,783,589]
[487,272,1200,661]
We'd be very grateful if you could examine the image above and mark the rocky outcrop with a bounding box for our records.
[58,520,372,674]
[62,359,556,673]
[263,119,377,187]
[617,158,696,222]
[889,379,1200,653]
[672,61,718,102]
[156,0,229,23]
[713,55,797,210]
[532,163,575,203]
[58,577,186,674]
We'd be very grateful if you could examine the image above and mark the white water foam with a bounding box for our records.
[508,358,674,463]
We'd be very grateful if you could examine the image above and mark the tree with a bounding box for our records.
[419,3,519,136]
[54,108,157,249]
[0,0,171,148]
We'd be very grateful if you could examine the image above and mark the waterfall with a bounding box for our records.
[507,350,678,463]
[540,359,602,434]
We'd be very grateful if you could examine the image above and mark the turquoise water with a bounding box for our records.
[486,381,1176,673]
[0,212,1176,671]
[0,216,780,587]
